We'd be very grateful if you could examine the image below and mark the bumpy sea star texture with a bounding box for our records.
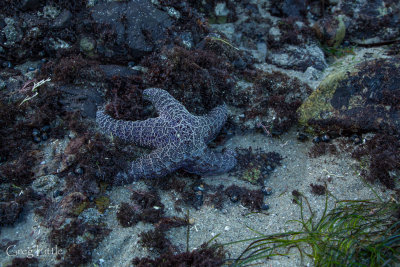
[96,88,237,185]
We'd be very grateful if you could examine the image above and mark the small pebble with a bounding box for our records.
[297,132,308,142]
[53,190,63,198]
[32,128,40,136]
[68,132,77,139]
[74,166,84,175]
[321,134,330,142]
[28,66,36,72]
[233,58,246,69]
[41,125,51,133]
[351,134,362,145]
[33,135,41,143]
[230,194,239,203]
[41,132,48,141]
[261,170,270,176]
[261,186,273,196]
[312,136,321,143]
[192,184,205,192]
[193,191,203,210]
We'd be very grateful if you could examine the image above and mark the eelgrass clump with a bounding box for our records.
[228,192,400,266]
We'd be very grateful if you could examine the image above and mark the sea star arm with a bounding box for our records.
[97,88,237,183]
[114,146,186,185]
[142,88,188,117]
[183,148,237,176]
[96,109,161,148]
[197,103,228,143]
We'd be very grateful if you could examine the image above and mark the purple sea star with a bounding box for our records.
[96,88,237,185]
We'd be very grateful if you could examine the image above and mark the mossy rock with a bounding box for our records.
[298,57,400,135]
[314,15,346,48]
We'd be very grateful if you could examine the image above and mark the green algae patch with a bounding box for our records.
[240,164,262,185]
[73,201,89,216]
[95,196,110,213]
[297,69,349,131]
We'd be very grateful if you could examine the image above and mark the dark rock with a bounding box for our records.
[58,85,103,118]
[266,44,327,71]
[351,134,362,145]
[312,136,321,143]
[308,1,323,17]
[0,201,22,226]
[321,134,330,142]
[269,0,307,18]
[233,57,246,70]
[193,191,204,210]
[4,62,13,68]
[297,132,308,141]
[20,0,41,11]
[234,18,271,47]
[8,257,39,267]
[266,19,327,71]
[192,184,205,192]
[261,203,270,210]
[340,0,400,44]
[229,194,239,203]
[261,186,273,196]
[91,0,173,60]
[99,65,137,79]
[40,132,48,141]
[41,125,51,133]
[33,135,41,143]
[52,9,72,29]
[299,57,400,135]
[32,128,40,137]
[314,15,346,47]
[0,18,5,29]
